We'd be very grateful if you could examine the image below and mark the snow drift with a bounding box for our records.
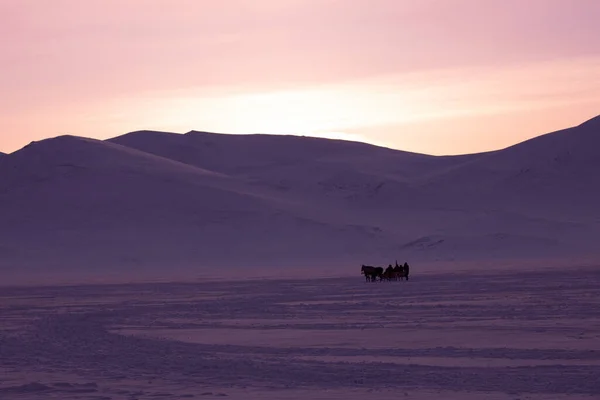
[1,115,599,276]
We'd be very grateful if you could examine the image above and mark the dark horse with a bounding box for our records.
[361,265,383,282]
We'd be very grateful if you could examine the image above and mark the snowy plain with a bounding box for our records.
[1,264,599,399]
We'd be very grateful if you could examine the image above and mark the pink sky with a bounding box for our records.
[1,0,599,155]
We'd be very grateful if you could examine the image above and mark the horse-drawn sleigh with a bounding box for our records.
[361,261,410,282]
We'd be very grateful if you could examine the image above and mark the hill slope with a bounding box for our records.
[1,115,599,277]
[109,116,600,260]
[108,131,484,201]
[109,130,482,177]
[415,115,600,216]
[0,136,403,273]
[394,115,600,259]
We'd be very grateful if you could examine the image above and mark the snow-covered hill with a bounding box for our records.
[417,115,600,214]
[0,136,401,273]
[109,130,482,178]
[108,130,483,205]
[1,115,599,276]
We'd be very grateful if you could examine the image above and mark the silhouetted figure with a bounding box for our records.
[383,264,395,281]
[403,262,410,280]
[394,259,405,280]
[393,265,403,280]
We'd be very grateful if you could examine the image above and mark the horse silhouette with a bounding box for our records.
[361,265,383,282]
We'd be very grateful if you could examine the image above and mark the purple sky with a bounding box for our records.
[1,0,599,154]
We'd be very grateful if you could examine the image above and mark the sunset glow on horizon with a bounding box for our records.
[1,0,599,155]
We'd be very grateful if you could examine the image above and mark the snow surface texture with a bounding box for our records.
[0,116,600,278]
[1,267,599,399]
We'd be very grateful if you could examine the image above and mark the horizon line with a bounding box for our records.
[2,113,598,158]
